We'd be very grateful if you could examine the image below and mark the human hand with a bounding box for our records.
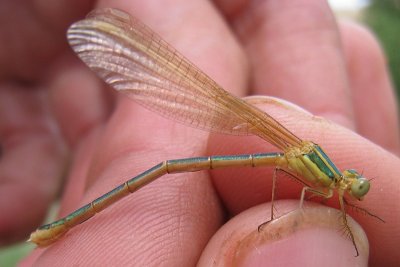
[0,1,97,245]
[17,0,400,266]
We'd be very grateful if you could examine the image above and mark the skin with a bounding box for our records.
[0,0,398,266]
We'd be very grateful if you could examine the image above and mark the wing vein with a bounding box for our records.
[67,8,303,150]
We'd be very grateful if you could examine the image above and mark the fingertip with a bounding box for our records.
[198,201,369,267]
[213,0,249,19]
[339,20,400,152]
[243,95,313,115]
[48,59,112,147]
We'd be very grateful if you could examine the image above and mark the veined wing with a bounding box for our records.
[67,8,302,150]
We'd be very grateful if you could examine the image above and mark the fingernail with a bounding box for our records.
[243,95,313,115]
[238,207,369,267]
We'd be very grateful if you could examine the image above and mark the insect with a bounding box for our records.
[29,8,380,255]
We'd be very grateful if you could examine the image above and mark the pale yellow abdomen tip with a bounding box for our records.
[28,224,68,247]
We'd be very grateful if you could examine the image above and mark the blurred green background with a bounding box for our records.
[365,0,400,104]
[0,1,399,266]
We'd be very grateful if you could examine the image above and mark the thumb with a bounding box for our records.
[198,201,369,266]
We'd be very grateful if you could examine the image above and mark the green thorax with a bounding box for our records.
[284,142,342,186]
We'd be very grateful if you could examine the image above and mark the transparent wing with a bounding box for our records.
[67,8,302,150]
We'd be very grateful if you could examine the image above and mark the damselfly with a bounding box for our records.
[29,8,380,256]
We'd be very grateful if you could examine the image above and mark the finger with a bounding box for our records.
[0,0,94,81]
[209,99,400,265]
[98,0,248,96]
[47,57,113,148]
[27,0,247,265]
[198,201,369,266]
[339,20,400,153]
[0,84,67,245]
[228,0,355,128]
[213,0,250,19]
[20,127,105,265]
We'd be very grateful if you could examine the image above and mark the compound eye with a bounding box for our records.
[351,178,370,199]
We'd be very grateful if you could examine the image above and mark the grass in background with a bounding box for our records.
[1,2,398,266]
[365,0,400,104]
[0,242,35,267]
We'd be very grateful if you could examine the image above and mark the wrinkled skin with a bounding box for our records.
[0,0,399,266]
